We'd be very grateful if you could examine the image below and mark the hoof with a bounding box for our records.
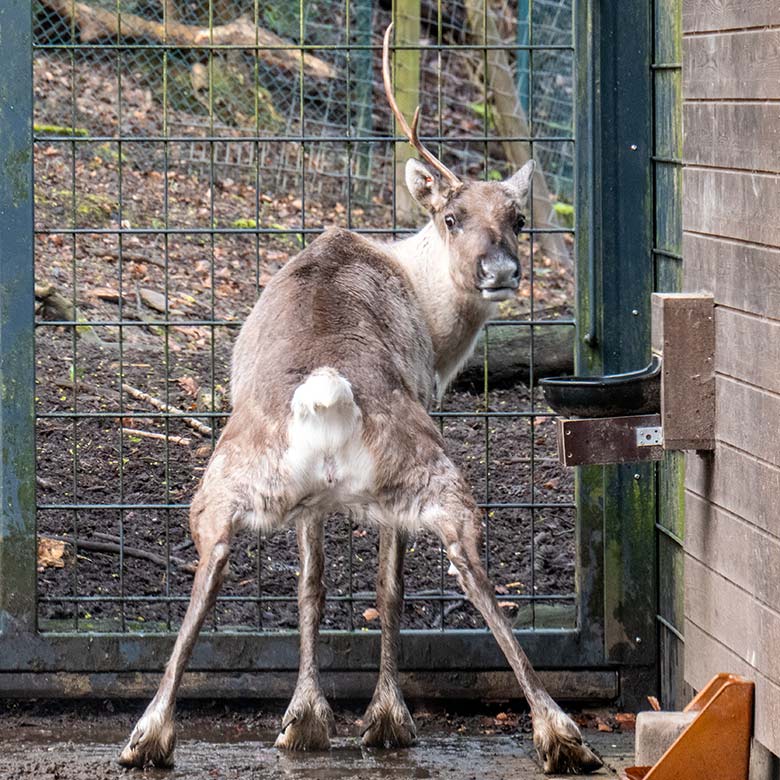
[361,689,416,749]
[118,709,176,769]
[533,709,602,774]
[275,693,334,751]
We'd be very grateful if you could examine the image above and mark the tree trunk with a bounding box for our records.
[392,0,423,225]
[451,322,575,391]
[463,0,572,269]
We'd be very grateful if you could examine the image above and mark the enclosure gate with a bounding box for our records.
[0,0,669,705]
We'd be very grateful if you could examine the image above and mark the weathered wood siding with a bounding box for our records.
[682,0,780,761]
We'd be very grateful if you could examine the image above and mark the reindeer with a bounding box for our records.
[118,25,601,774]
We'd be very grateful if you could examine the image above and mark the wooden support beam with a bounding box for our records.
[651,293,715,450]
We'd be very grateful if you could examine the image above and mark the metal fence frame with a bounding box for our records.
[0,0,666,706]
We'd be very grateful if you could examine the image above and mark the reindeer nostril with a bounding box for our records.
[479,257,491,277]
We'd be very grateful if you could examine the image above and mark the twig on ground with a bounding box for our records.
[41,533,198,575]
[122,427,192,447]
[432,599,467,629]
[122,382,213,437]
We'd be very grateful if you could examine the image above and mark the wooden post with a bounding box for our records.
[464,0,572,268]
[392,0,421,226]
[651,293,715,451]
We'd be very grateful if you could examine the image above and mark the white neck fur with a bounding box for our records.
[386,222,495,394]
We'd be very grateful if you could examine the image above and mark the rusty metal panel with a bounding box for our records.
[557,415,664,467]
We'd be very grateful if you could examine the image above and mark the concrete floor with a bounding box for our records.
[0,720,634,780]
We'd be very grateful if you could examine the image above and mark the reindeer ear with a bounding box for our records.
[502,159,535,208]
[405,158,451,213]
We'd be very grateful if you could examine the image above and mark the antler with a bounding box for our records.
[382,23,462,190]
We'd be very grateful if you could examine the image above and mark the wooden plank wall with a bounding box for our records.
[682,0,780,761]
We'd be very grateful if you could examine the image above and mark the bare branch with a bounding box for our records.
[39,0,336,80]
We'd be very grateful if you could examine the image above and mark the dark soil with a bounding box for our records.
[33,50,576,635]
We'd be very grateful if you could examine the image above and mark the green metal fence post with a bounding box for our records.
[575,0,657,707]
[0,0,36,637]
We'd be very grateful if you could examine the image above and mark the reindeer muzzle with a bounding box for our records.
[477,252,520,300]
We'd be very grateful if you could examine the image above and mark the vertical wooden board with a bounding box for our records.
[391,0,421,224]
[655,74,682,161]
[659,626,685,711]
[683,168,780,247]
[682,233,780,318]
[687,442,780,539]
[716,308,780,395]
[652,293,715,449]
[685,491,780,606]
[654,164,682,260]
[658,532,685,628]
[683,30,780,101]
[684,620,780,757]
[653,0,684,709]
[658,452,685,537]
[683,0,780,33]
[574,466,607,662]
[683,103,780,173]
[717,377,780,468]
[655,0,682,64]
[604,464,657,665]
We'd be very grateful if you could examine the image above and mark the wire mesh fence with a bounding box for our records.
[32,0,577,638]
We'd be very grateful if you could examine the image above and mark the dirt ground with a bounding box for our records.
[0,700,635,780]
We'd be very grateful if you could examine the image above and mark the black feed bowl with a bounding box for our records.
[539,356,661,418]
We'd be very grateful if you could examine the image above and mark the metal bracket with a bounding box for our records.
[555,414,664,466]
[636,426,663,447]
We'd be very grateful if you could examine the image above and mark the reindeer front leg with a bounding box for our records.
[362,526,416,748]
[275,514,334,751]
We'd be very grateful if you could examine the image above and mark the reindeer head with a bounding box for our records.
[405,158,533,301]
[383,24,535,302]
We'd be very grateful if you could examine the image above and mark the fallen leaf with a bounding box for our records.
[647,696,661,712]
[497,601,518,610]
[615,712,636,731]
[38,537,67,571]
[362,607,380,622]
[596,718,613,733]
[177,376,200,398]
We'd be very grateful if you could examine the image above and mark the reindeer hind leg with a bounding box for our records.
[361,525,416,748]
[421,468,602,775]
[275,513,334,751]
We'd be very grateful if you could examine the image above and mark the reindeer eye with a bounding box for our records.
[444,213,458,230]
[513,213,526,233]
